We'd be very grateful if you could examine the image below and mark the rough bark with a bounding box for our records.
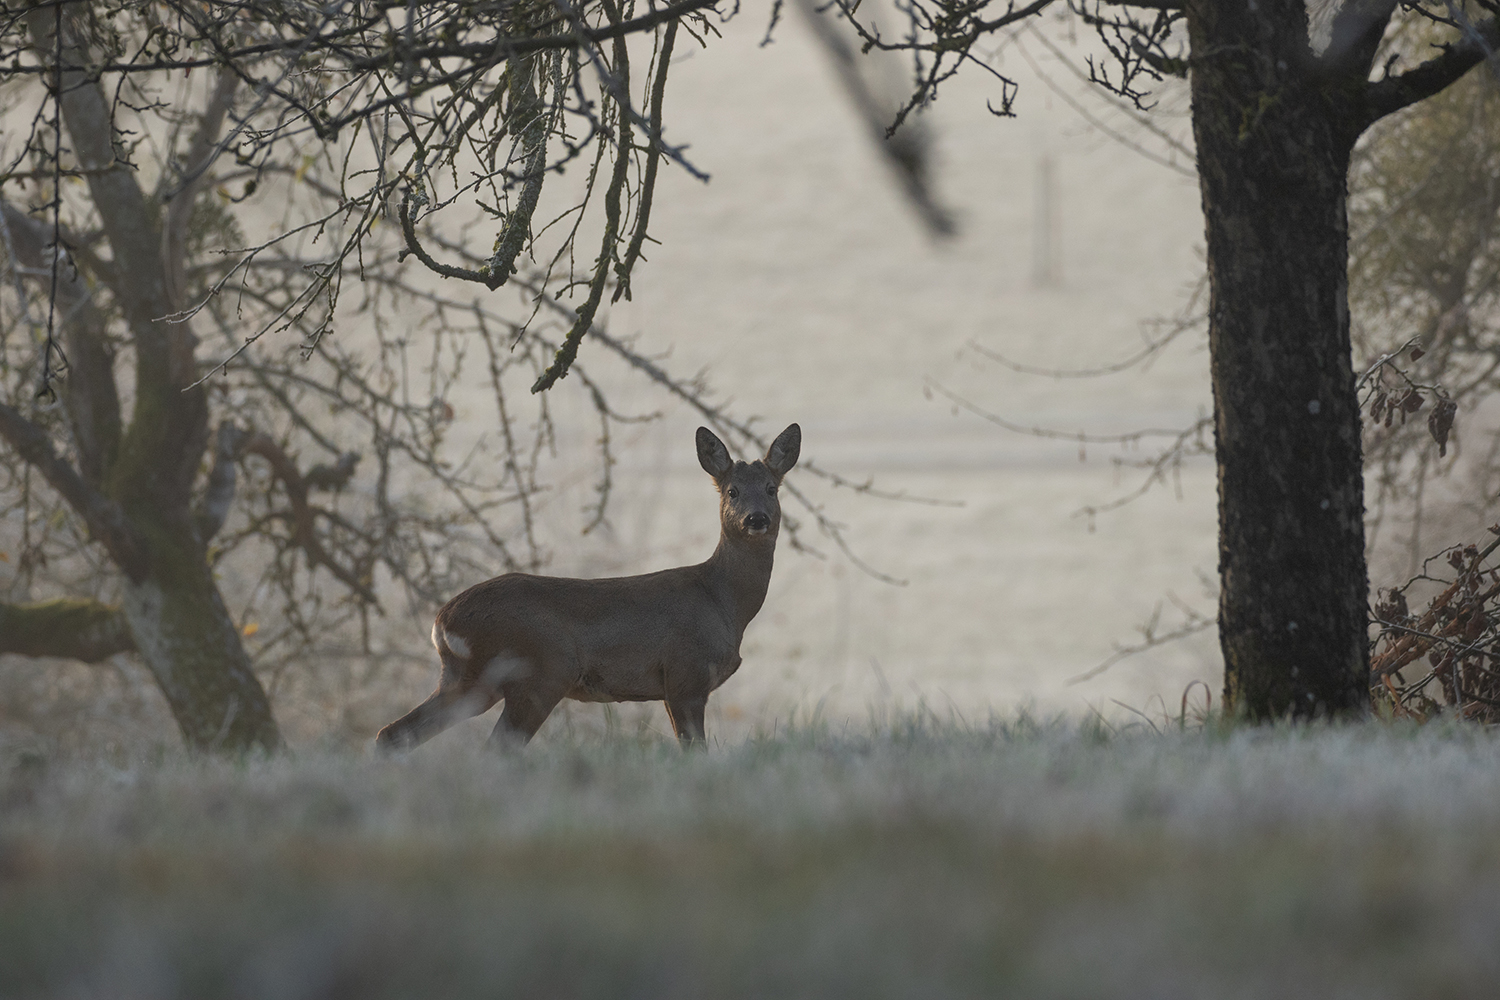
[12,1,281,751]
[119,572,278,752]
[1187,0,1370,718]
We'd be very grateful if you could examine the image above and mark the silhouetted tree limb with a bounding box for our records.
[1363,14,1500,125]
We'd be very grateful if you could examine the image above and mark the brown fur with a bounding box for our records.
[375,424,801,750]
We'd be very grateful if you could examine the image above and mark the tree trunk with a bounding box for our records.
[119,530,280,752]
[1188,0,1370,718]
[17,1,281,751]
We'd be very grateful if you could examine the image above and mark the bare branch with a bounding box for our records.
[0,401,146,578]
[195,422,245,543]
[240,431,379,606]
[1363,14,1500,125]
[345,0,720,72]
[795,0,954,236]
[531,0,636,394]
[0,200,121,482]
[162,68,240,312]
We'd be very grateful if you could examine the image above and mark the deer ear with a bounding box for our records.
[764,423,801,478]
[696,426,733,479]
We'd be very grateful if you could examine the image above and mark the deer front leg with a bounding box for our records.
[664,695,707,747]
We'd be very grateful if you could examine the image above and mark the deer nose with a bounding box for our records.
[744,512,771,534]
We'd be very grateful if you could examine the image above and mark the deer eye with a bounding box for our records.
[767,484,777,495]
[727,487,738,498]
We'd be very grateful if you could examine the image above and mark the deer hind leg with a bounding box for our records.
[375,643,497,752]
[486,676,569,750]
[665,695,708,747]
[375,683,499,751]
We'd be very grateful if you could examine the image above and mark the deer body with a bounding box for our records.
[375,423,800,750]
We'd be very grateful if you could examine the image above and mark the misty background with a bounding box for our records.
[452,7,1221,740]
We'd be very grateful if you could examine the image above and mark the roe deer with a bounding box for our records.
[375,423,801,750]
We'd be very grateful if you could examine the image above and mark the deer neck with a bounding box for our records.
[702,533,776,635]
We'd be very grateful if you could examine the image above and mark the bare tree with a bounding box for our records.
[823,0,1500,720]
[1343,25,1500,722]
[1349,52,1500,573]
[0,0,714,750]
[0,0,913,750]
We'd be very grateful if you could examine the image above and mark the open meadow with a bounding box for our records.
[5,718,1500,999]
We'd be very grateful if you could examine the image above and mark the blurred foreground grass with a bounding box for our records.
[5,717,1500,999]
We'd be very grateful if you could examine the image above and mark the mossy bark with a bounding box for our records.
[1187,0,1369,719]
[120,559,279,753]
[0,598,134,662]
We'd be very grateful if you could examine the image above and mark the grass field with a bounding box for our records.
[5,717,1500,999]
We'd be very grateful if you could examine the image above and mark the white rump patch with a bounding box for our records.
[432,623,471,660]
[480,654,530,687]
